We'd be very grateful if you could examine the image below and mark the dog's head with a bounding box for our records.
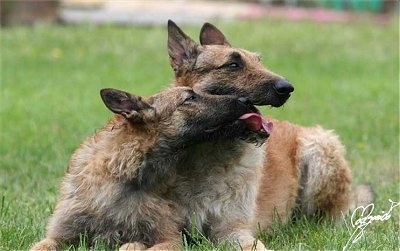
[100,87,270,188]
[168,20,294,107]
[100,87,270,147]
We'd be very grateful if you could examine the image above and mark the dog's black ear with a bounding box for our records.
[100,88,152,123]
[167,20,199,73]
[200,22,231,46]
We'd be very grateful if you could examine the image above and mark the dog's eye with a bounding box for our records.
[183,93,198,103]
[228,62,239,68]
[224,62,242,71]
[186,95,197,101]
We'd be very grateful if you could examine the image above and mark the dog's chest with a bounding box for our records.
[176,142,265,231]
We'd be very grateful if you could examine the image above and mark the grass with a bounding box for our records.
[1,18,398,250]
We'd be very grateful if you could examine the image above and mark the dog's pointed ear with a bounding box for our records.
[199,22,231,46]
[168,20,199,72]
[100,88,152,123]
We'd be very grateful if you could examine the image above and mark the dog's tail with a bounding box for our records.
[349,184,375,210]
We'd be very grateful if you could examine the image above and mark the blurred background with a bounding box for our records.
[1,0,398,26]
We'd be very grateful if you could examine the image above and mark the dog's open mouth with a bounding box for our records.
[239,113,273,134]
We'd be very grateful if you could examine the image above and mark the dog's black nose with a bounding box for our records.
[273,80,294,95]
[238,97,251,105]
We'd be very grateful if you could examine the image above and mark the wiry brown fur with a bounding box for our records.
[31,86,267,250]
[173,139,267,250]
[167,20,374,242]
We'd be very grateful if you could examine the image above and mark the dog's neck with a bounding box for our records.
[91,116,185,190]
[131,136,250,191]
[134,137,187,190]
[177,139,246,173]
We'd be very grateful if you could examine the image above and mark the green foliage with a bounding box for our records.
[1,19,398,250]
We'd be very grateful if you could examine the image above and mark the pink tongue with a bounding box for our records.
[239,113,273,133]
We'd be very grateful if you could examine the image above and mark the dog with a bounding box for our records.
[167,20,374,237]
[30,86,269,250]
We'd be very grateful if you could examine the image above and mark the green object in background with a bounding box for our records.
[331,0,345,10]
[349,0,383,12]
[317,0,383,12]
[317,0,345,10]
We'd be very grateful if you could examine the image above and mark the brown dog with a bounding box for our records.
[30,86,269,250]
[167,20,374,236]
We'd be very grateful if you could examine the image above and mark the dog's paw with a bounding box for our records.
[239,238,272,251]
[30,238,59,251]
[119,242,146,251]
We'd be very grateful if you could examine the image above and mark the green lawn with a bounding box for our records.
[1,18,398,250]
